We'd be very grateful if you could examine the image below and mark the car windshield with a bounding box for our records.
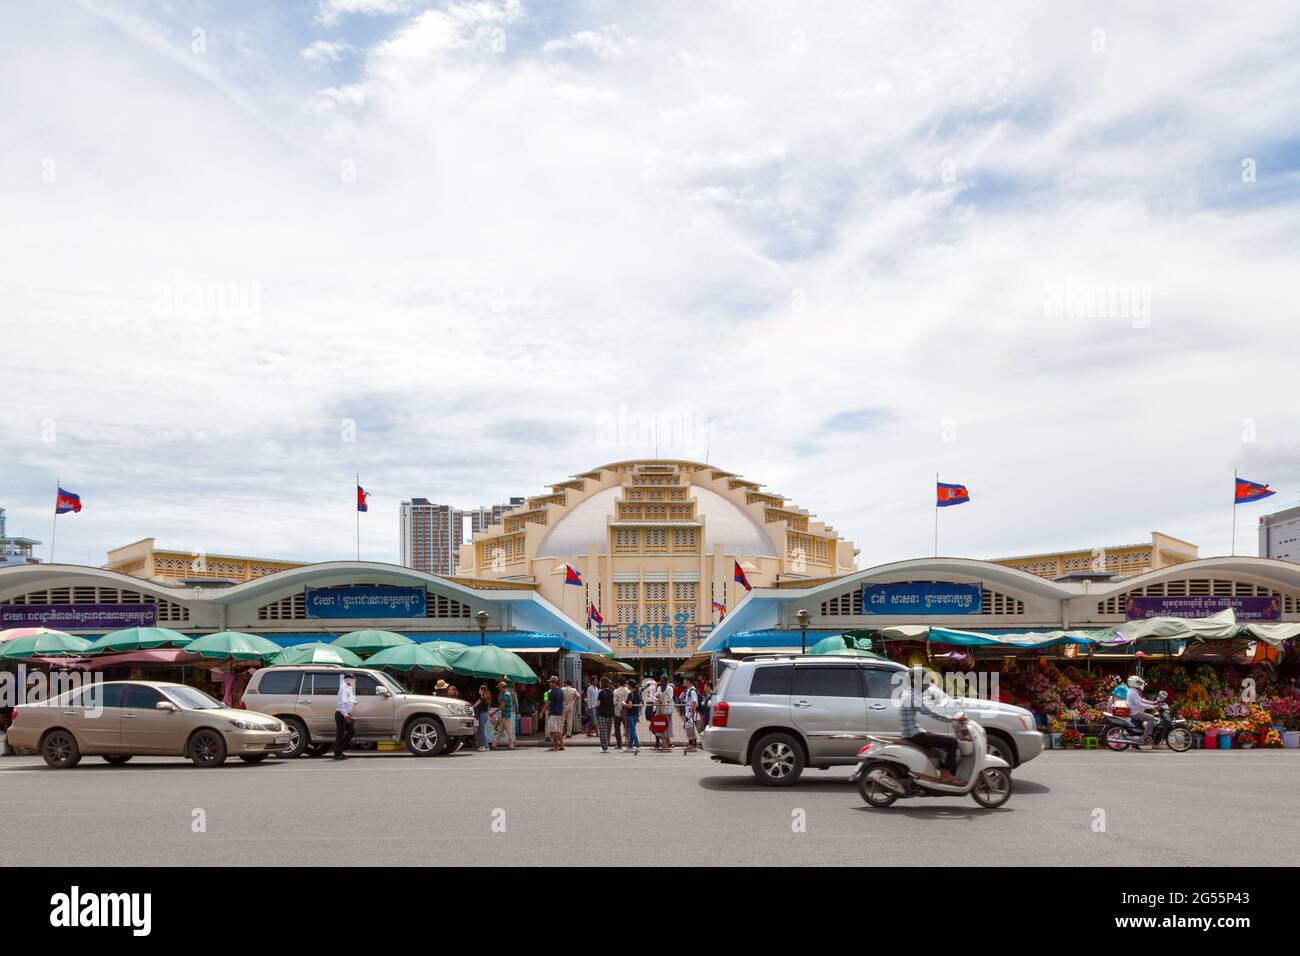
[380,674,408,694]
[164,685,224,710]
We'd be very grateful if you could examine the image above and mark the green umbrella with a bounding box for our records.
[269,642,364,667]
[807,633,885,659]
[364,643,452,673]
[331,629,414,656]
[0,629,94,659]
[443,644,538,684]
[183,631,283,662]
[88,626,193,654]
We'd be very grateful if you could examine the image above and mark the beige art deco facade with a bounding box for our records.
[104,538,305,585]
[455,460,859,658]
[991,532,1198,581]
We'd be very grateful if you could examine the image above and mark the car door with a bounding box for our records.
[120,684,180,754]
[300,671,341,737]
[350,673,395,739]
[789,665,868,762]
[61,683,124,752]
[863,667,908,736]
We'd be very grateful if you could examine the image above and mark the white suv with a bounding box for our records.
[702,655,1042,786]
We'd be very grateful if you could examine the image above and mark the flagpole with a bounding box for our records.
[1231,468,1237,557]
[934,472,939,558]
[50,477,59,564]
[355,474,360,561]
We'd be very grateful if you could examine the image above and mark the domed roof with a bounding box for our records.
[535,485,778,559]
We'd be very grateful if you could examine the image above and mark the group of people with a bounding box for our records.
[539,672,710,754]
[470,680,518,751]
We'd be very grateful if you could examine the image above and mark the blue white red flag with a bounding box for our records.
[1235,477,1274,504]
[733,561,752,592]
[55,487,82,514]
[936,481,970,507]
[564,563,583,586]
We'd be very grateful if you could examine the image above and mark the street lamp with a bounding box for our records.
[475,610,491,646]
[795,608,810,655]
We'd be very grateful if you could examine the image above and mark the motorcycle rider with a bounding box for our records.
[898,666,963,785]
[1125,675,1158,745]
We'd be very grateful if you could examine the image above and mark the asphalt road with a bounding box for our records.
[1,749,1297,866]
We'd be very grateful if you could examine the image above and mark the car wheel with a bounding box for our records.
[749,733,804,786]
[985,735,1015,767]
[189,730,228,768]
[101,754,133,766]
[1102,725,1130,751]
[404,718,446,756]
[42,730,82,769]
[1165,728,1193,752]
[239,754,270,764]
[971,767,1013,808]
[306,742,332,758]
[858,763,903,807]
[280,718,310,758]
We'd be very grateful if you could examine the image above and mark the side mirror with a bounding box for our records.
[376,686,391,697]
[1158,690,1168,700]
[156,700,178,712]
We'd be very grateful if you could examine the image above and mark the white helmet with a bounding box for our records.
[1127,675,1145,691]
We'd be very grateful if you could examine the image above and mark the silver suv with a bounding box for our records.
[702,655,1043,786]
[241,666,478,757]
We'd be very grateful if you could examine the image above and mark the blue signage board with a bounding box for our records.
[304,586,427,619]
[861,582,982,615]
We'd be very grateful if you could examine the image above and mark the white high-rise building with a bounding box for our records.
[1259,505,1300,564]
[0,507,42,567]
[400,497,524,576]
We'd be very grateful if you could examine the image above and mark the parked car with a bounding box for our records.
[702,654,1043,786]
[240,665,477,757]
[7,680,291,769]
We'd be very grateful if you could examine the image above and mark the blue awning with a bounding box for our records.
[254,631,582,652]
[706,628,847,651]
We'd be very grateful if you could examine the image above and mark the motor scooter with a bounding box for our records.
[849,713,1013,809]
[1102,690,1192,752]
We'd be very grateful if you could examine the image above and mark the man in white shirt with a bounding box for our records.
[334,672,357,760]
[585,677,600,736]
[656,675,675,750]
[612,680,629,750]
[681,676,700,752]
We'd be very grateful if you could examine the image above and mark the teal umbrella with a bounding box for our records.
[183,631,283,662]
[364,643,452,673]
[0,629,93,659]
[88,626,193,654]
[269,642,364,667]
[332,629,414,656]
[443,644,538,684]
[807,633,883,658]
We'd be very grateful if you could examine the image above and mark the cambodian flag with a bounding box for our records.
[357,484,370,512]
[712,599,727,619]
[588,603,603,626]
[734,560,752,592]
[936,481,970,507]
[1235,477,1275,504]
[564,563,582,586]
[55,487,82,514]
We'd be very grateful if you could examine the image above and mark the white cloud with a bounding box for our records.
[315,0,420,28]
[301,40,352,63]
[544,26,631,60]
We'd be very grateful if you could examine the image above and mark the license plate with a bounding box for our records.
[274,736,290,744]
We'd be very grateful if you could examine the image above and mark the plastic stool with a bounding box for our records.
[1084,735,1100,750]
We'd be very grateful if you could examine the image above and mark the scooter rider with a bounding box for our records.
[1126,675,1158,744]
[899,666,963,785]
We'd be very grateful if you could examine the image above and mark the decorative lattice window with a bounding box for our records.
[616,582,638,602]
[673,528,697,550]
[644,529,668,551]
[645,582,668,602]
[673,581,697,603]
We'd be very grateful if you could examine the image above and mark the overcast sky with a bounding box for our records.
[2,0,1298,568]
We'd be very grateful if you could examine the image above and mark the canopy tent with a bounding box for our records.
[580,653,634,674]
[1114,608,1300,648]
[927,627,1104,648]
[705,626,928,653]
[252,630,601,653]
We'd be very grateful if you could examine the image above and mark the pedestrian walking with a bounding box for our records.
[495,679,517,750]
[612,677,629,750]
[584,677,600,736]
[545,675,567,751]
[655,674,675,750]
[563,680,580,737]
[681,675,700,753]
[473,684,493,751]
[625,678,642,753]
[595,677,615,752]
[333,672,357,760]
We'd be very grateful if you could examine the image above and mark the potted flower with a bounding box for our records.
[1236,727,1256,749]
[1263,728,1285,749]
[1060,727,1083,749]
